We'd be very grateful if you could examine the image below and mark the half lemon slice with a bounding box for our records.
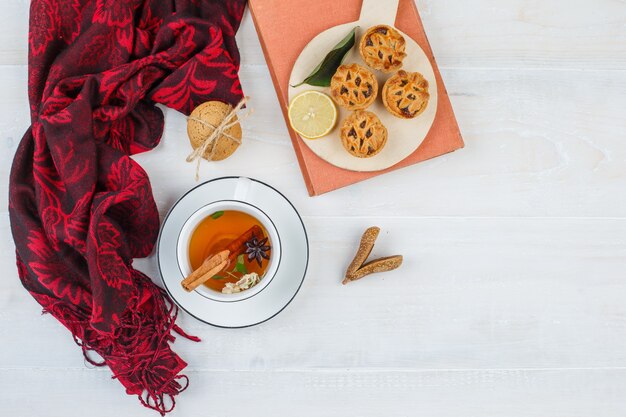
[288,91,338,139]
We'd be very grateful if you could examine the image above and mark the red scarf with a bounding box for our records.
[9,0,246,413]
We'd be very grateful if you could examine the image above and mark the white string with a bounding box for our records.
[186,96,252,180]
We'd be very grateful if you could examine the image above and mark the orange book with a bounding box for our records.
[248,0,464,196]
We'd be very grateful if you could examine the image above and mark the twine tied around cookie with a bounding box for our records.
[186,96,252,180]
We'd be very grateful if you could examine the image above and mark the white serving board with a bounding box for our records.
[288,0,438,172]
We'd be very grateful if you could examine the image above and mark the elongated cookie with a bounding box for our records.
[346,226,380,277]
[343,226,403,284]
[344,255,403,282]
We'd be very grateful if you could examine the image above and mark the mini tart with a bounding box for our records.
[340,111,388,158]
[359,25,407,73]
[382,70,430,119]
[330,64,378,110]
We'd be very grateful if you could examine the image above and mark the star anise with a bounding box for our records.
[244,236,271,267]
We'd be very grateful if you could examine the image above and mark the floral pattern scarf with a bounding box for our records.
[9,0,246,413]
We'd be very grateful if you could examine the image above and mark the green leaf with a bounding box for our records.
[210,211,224,220]
[236,262,248,274]
[291,27,358,88]
[211,275,225,280]
[231,254,248,274]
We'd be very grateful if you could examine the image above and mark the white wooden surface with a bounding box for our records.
[1,0,626,415]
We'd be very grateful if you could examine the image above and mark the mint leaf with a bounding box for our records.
[231,254,248,274]
[236,262,248,274]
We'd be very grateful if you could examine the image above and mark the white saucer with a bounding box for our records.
[157,177,309,328]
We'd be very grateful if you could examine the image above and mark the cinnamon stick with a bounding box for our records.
[181,250,230,292]
[225,225,262,264]
[180,225,264,292]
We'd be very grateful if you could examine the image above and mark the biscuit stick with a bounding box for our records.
[343,226,403,284]
[343,255,403,284]
[345,226,379,277]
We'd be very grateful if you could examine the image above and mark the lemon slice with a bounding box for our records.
[288,91,337,139]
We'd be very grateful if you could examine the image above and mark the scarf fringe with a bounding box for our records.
[42,270,199,416]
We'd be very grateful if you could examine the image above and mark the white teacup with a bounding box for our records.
[177,200,281,302]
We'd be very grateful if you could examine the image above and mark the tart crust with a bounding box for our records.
[340,110,388,158]
[330,63,378,110]
[382,70,430,119]
[359,25,407,73]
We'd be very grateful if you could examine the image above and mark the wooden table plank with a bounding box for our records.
[2,215,626,370]
[3,368,626,417]
[2,65,625,217]
[1,1,625,416]
[2,1,626,69]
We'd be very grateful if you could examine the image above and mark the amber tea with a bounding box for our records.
[186,210,272,293]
